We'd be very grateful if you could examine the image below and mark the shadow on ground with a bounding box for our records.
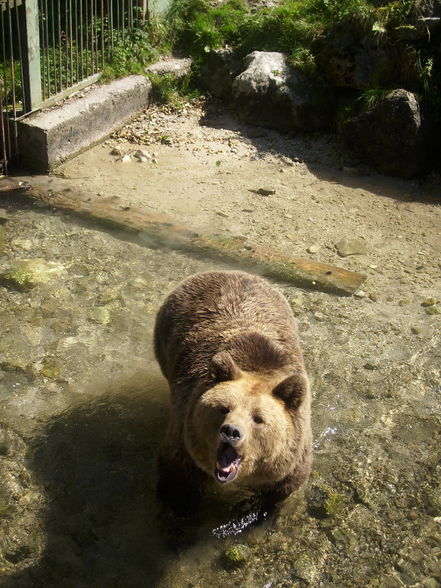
[5,374,178,588]
[199,104,441,203]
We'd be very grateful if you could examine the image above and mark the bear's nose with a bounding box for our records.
[220,423,243,443]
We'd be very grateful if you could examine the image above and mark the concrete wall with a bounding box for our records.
[17,75,152,173]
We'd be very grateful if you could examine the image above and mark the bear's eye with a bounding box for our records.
[220,406,230,415]
[253,415,264,424]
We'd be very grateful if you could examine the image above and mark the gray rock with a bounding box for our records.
[0,259,66,291]
[314,25,389,90]
[342,89,435,178]
[146,57,192,79]
[232,51,332,132]
[335,238,367,257]
[221,544,250,569]
[198,49,244,100]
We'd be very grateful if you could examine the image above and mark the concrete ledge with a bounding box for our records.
[17,75,152,173]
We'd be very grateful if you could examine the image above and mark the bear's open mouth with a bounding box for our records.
[215,442,242,483]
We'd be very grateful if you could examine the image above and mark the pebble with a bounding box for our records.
[133,149,151,163]
[335,238,368,257]
[354,290,367,299]
[221,545,250,569]
[307,244,320,254]
[110,147,123,156]
[256,187,276,196]
[121,155,131,163]
[11,238,33,251]
[410,326,421,335]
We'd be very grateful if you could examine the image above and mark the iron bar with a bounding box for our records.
[1,0,142,173]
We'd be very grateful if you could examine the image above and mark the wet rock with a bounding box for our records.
[221,544,251,569]
[306,484,348,519]
[11,238,33,251]
[0,226,5,253]
[39,358,62,380]
[342,89,435,178]
[0,259,66,291]
[88,307,111,325]
[0,208,9,223]
[232,51,332,132]
[335,238,367,257]
[293,553,319,584]
[423,489,441,516]
[0,359,29,374]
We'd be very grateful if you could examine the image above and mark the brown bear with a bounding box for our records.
[154,270,311,510]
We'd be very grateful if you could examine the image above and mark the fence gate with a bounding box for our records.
[1,0,147,175]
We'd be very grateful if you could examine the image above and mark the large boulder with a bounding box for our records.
[342,89,435,178]
[198,49,244,100]
[314,25,389,90]
[232,51,332,132]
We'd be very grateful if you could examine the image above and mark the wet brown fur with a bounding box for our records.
[154,270,312,509]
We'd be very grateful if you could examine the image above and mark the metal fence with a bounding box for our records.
[1,0,147,174]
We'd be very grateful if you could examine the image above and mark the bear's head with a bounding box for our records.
[185,351,309,488]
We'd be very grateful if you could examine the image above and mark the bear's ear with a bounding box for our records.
[273,374,308,410]
[209,351,242,382]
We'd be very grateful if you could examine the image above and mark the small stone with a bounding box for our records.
[110,147,123,156]
[121,154,131,163]
[256,187,276,196]
[0,259,65,291]
[0,208,9,222]
[307,244,320,254]
[410,326,421,335]
[11,238,33,251]
[221,544,250,569]
[364,362,378,370]
[40,358,62,380]
[88,307,111,325]
[369,293,378,302]
[421,298,437,307]
[398,299,410,306]
[133,149,151,162]
[293,554,318,583]
[313,312,325,322]
[354,290,367,299]
[335,238,368,257]
[216,211,229,218]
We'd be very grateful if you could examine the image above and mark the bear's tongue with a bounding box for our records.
[216,443,241,483]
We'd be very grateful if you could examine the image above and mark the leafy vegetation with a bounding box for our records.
[164,0,440,116]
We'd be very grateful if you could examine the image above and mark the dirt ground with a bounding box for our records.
[56,99,441,304]
[1,99,440,587]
